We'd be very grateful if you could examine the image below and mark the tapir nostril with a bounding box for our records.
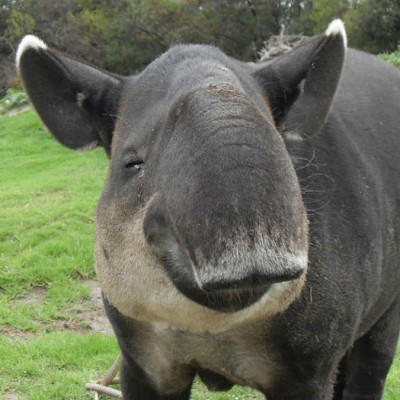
[200,265,305,293]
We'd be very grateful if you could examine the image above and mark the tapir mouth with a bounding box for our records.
[204,269,305,313]
[162,255,305,313]
[148,239,306,313]
[144,202,307,313]
[183,284,271,313]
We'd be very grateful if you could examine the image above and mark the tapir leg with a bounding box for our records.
[103,296,194,400]
[333,357,348,400]
[119,355,193,400]
[339,295,400,400]
[264,379,335,400]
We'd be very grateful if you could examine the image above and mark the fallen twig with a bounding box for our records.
[86,353,123,398]
[100,353,123,386]
[85,383,123,398]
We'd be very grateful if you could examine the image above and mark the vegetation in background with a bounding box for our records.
[1,0,400,84]
[379,45,400,69]
[344,0,400,54]
[308,0,349,33]
[0,89,28,114]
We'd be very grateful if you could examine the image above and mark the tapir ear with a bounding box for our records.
[254,19,347,140]
[16,35,123,156]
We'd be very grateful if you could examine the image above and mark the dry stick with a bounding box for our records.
[85,383,123,399]
[100,353,123,386]
[86,353,123,398]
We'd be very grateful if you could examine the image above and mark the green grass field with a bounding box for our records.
[1,107,399,399]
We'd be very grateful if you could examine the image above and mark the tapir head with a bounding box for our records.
[17,20,346,332]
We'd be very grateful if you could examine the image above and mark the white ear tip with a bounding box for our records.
[325,19,347,48]
[16,35,47,70]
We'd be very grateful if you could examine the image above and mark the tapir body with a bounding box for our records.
[17,20,400,399]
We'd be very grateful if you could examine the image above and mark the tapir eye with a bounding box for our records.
[124,159,144,171]
[123,150,144,172]
[123,150,144,173]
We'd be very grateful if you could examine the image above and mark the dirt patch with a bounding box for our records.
[57,279,113,334]
[75,280,113,334]
[18,286,46,305]
[3,392,20,400]
[2,280,113,339]
[0,104,30,117]
[0,326,37,340]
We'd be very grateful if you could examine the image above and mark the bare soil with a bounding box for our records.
[1,280,113,339]
[0,104,30,117]
[0,326,37,340]
[18,286,47,304]
[76,280,113,334]
[3,392,19,400]
[6,105,30,116]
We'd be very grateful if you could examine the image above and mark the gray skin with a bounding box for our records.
[17,22,400,400]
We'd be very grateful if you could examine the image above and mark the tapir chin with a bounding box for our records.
[17,19,400,399]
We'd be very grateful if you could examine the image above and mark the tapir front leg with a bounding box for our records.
[103,297,195,400]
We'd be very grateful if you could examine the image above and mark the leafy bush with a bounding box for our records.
[379,46,400,69]
[0,89,29,114]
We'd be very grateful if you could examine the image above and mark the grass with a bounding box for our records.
[0,109,105,324]
[0,106,399,399]
[0,332,119,399]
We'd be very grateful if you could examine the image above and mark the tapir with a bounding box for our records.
[16,20,400,399]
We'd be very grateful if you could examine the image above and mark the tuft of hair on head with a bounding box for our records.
[325,19,347,48]
[16,35,48,72]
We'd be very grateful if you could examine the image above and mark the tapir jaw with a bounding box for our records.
[94,202,308,333]
[182,264,306,313]
[145,222,308,313]
[139,189,308,314]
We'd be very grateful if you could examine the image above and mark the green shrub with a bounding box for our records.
[0,89,29,114]
[379,46,400,69]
